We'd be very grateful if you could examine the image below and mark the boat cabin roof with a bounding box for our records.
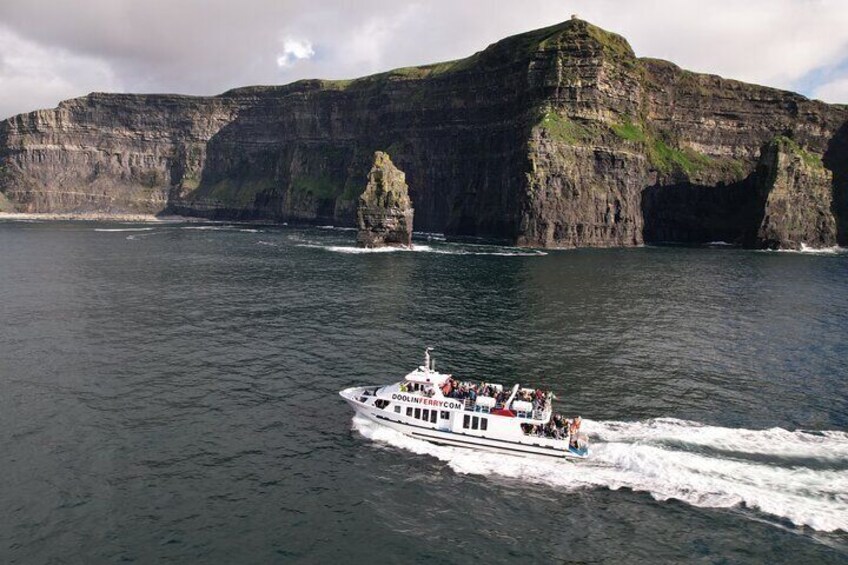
[404,367,451,387]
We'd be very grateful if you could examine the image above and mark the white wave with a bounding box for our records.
[256,240,278,247]
[798,244,845,255]
[589,417,848,461]
[94,227,155,232]
[180,225,236,231]
[325,245,422,254]
[706,241,734,247]
[304,244,547,256]
[763,244,846,255]
[418,231,447,241]
[352,416,848,532]
[317,225,357,231]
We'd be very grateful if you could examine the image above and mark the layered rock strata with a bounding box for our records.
[1,19,846,248]
[356,151,413,247]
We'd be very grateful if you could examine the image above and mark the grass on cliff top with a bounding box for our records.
[582,21,635,62]
[343,19,636,87]
[773,135,824,169]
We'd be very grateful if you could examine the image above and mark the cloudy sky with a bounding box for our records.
[1,0,847,119]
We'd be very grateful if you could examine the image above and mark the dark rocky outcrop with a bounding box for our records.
[356,151,413,247]
[749,137,837,249]
[1,19,847,248]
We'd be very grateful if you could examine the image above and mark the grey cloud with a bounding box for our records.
[1,0,847,119]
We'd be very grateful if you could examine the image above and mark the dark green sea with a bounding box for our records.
[1,219,846,563]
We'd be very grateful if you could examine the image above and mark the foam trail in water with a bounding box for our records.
[590,417,848,460]
[352,416,848,532]
[94,227,155,232]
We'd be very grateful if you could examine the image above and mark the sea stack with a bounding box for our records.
[356,151,414,248]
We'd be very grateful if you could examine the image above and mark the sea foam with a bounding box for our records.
[352,416,848,533]
[304,244,547,257]
[94,227,155,232]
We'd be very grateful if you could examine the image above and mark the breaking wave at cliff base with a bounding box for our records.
[300,243,548,257]
[352,416,848,533]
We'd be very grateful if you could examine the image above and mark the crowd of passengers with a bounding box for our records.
[398,378,553,414]
[440,378,552,413]
[522,414,582,443]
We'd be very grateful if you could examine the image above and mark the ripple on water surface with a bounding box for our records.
[0,221,846,562]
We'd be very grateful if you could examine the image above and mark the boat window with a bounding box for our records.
[422,409,429,421]
[374,399,389,409]
[440,411,449,420]
[430,411,437,423]
[414,408,421,420]
[463,415,470,429]
[472,416,479,430]
[480,418,488,431]
[394,406,401,414]
[406,407,412,416]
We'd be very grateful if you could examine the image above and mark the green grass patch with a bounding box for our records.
[539,111,593,145]
[647,139,712,175]
[773,135,824,169]
[583,22,635,63]
[611,120,647,143]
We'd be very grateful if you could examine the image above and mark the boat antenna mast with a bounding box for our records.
[424,347,434,374]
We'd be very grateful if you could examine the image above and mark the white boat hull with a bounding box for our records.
[341,386,588,460]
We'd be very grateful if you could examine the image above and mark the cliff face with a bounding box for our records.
[1,19,847,248]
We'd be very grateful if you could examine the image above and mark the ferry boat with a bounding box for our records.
[340,348,589,459]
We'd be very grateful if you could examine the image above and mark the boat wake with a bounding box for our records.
[352,416,848,532]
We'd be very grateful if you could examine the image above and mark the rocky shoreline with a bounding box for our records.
[0,212,202,222]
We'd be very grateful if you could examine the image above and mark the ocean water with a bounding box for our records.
[0,220,846,563]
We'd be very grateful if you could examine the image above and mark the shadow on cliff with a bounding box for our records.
[824,120,848,246]
[640,174,759,245]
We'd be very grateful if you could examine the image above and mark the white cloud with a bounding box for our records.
[276,38,315,68]
[0,24,119,119]
[566,0,848,91]
[813,77,848,104]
